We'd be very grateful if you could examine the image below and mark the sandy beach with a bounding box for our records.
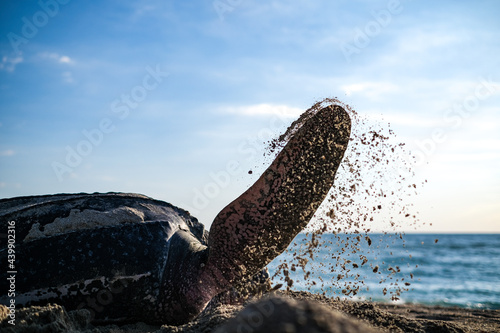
[2,289,499,333]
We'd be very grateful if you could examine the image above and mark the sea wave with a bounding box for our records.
[268,233,500,310]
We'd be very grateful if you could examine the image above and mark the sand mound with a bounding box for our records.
[2,291,499,333]
[214,296,379,333]
[0,303,91,333]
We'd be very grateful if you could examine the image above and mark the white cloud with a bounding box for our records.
[99,175,117,182]
[59,56,73,64]
[443,137,500,154]
[39,52,74,64]
[36,53,76,83]
[341,82,400,99]
[0,150,15,157]
[435,151,500,166]
[365,111,442,128]
[337,77,500,122]
[397,29,462,54]
[62,71,75,84]
[0,55,23,72]
[222,104,303,118]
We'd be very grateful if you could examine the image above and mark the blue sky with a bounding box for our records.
[1,0,499,232]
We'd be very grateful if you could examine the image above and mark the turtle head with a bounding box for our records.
[159,229,213,324]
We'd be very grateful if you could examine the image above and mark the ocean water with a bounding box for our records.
[268,233,500,310]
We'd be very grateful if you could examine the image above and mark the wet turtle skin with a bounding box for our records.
[0,193,212,323]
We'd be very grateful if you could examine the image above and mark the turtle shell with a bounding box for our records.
[0,192,207,244]
[0,192,208,323]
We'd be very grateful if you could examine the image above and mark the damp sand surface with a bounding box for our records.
[2,290,499,333]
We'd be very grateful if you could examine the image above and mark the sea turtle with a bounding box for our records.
[0,103,351,325]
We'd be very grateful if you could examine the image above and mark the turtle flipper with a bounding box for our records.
[202,104,351,292]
